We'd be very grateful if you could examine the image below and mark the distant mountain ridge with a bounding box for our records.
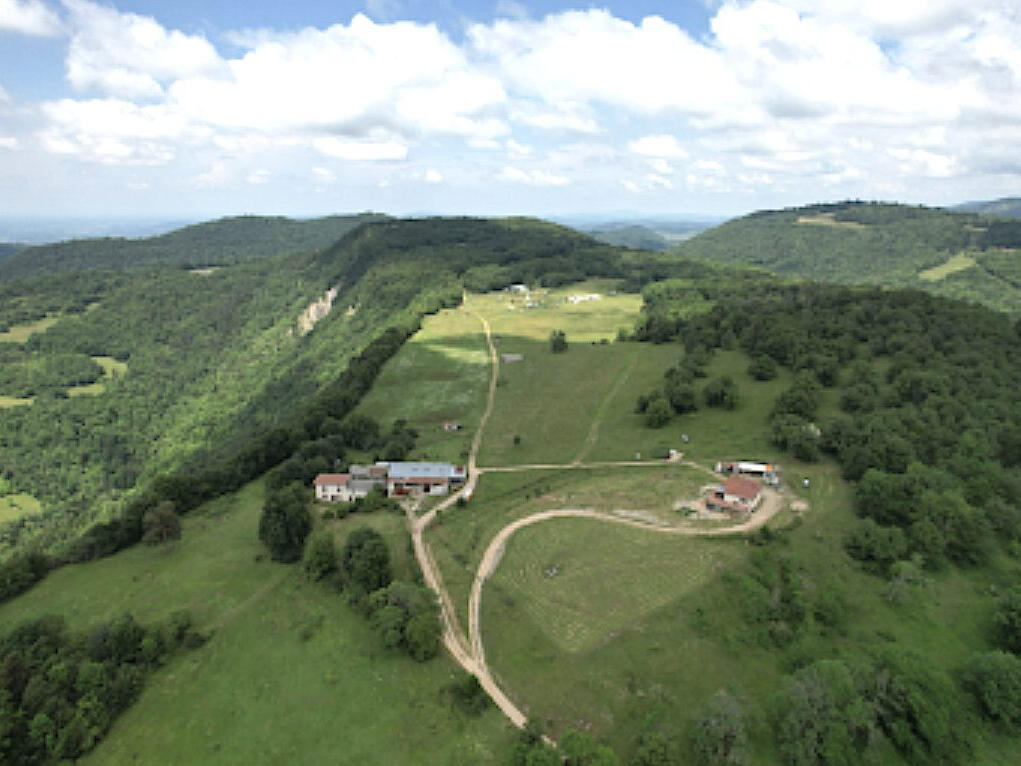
[677,200,1021,314]
[0,213,388,280]
[954,197,1021,218]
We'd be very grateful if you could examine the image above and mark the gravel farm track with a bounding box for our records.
[406,305,792,730]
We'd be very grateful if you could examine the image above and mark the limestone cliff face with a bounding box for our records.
[297,285,340,336]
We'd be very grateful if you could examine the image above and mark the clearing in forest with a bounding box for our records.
[795,213,867,230]
[0,493,41,524]
[0,315,60,343]
[919,252,977,281]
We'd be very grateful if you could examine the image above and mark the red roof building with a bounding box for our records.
[706,475,763,514]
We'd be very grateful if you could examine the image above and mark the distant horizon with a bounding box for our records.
[0,194,1000,244]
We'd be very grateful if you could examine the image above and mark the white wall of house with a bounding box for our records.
[316,484,353,502]
[723,491,761,509]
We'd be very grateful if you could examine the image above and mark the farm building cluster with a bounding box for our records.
[314,462,467,502]
[703,460,778,515]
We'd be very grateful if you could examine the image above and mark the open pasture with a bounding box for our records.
[429,465,707,633]
[0,481,515,765]
[486,517,743,654]
[355,303,489,464]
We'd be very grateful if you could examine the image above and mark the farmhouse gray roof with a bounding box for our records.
[381,461,466,480]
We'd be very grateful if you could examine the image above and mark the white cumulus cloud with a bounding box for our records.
[63,0,222,98]
[0,0,62,36]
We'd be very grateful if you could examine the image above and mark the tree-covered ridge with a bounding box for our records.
[677,201,1021,314]
[585,224,671,251]
[0,213,387,280]
[0,216,631,559]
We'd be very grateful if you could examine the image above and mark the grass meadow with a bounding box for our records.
[0,315,59,343]
[0,481,517,765]
[0,395,32,408]
[355,303,489,464]
[486,517,744,653]
[481,460,1021,763]
[0,492,41,524]
[471,281,680,466]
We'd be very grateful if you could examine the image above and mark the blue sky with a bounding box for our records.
[0,0,1020,219]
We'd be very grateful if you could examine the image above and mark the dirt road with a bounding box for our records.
[465,489,787,715]
[405,301,794,734]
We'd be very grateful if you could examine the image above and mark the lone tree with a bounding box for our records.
[142,501,181,545]
[550,329,568,353]
[258,482,312,562]
[342,526,392,592]
[644,393,673,428]
[704,376,740,410]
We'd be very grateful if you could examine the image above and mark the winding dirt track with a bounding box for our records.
[407,304,791,731]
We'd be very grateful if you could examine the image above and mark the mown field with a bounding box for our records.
[0,481,517,765]
[486,517,745,653]
[430,464,711,633]
[354,301,489,464]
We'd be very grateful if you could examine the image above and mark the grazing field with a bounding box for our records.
[429,465,709,633]
[0,493,41,524]
[0,315,59,343]
[486,518,744,653]
[480,460,1020,763]
[0,481,516,765]
[919,252,977,281]
[355,303,489,464]
[652,349,801,468]
[474,281,678,466]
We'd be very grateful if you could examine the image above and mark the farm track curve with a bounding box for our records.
[406,302,794,733]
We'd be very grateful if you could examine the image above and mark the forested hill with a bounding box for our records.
[0,243,21,261]
[677,201,1021,314]
[0,215,628,557]
[586,224,670,251]
[0,213,388,280]
[955,197,1021,218]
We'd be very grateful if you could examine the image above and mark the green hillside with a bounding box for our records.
[0,216,625,557]
[677,201,1021,313]
[0,213,387,280]
[5,213,1021,764]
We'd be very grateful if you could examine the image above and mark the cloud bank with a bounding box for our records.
[2,0,1021,214]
